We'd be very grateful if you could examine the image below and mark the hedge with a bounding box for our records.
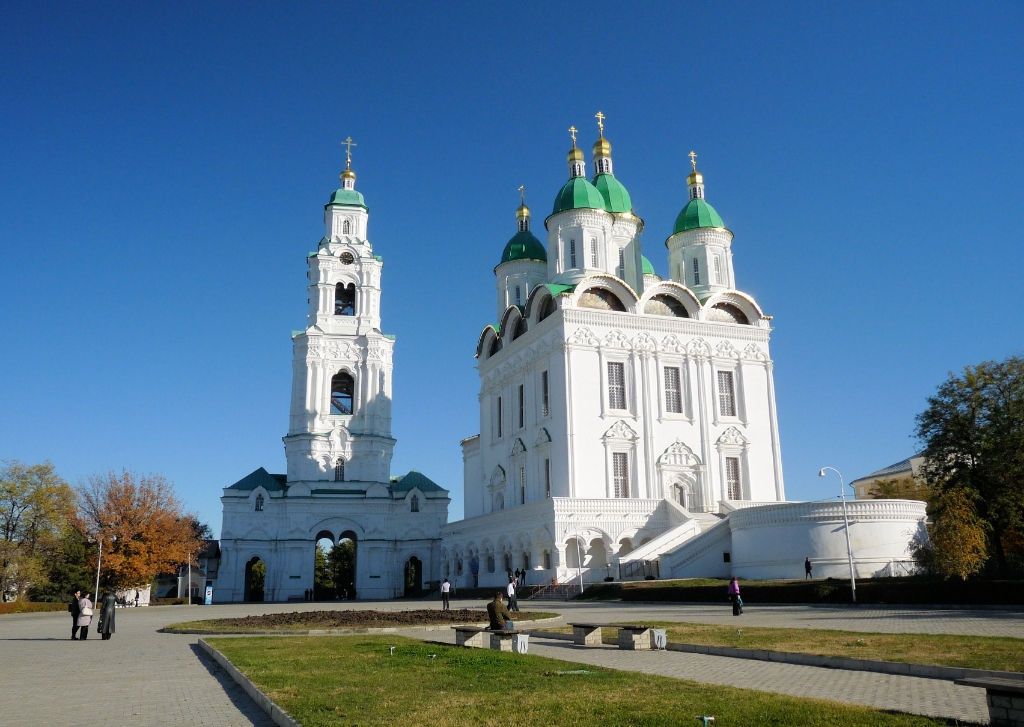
[0,601,72,615]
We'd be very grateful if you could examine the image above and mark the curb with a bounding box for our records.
[166,615,561,637]
[527,630,1024,683]
[198,639,302,727]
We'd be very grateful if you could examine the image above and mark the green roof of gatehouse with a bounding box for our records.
[552,177,606,214]
[593,173,632,213]
[227,467,287,492]
[389,470,447,494]
[499,230,547,266]
[674,198,725,233]
[326,188,367,209]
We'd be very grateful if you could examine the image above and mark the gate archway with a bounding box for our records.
[404,556,422,597]
[244,556,265,602]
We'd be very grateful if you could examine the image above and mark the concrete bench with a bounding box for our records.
[955,678,1024,726]
[568,623,663,650]
[452,626,530,653]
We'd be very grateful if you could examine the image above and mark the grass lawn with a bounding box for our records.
[544,622,1024,672]
[207,634,965,726]
[166,608,558,633]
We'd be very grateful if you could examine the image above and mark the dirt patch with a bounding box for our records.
[167,609,556,632]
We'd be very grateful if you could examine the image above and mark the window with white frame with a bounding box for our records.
[334,457,345,482]
[515,285,521,306]
[342,219,351,234]
[517,384,524,429]
[725,456,742,499]
[664,367,682,414]
[613,452,629,498]
[717,370,737,417]
[255,494,264,512]
[410,494,420,512]
[693,257,700,285]
[544,458,551,498]
[541,370,549,417]
[617,248,625,278]
[569,239,577,268]
[713,256,721,283]
[608,362,627,410]
[590,238,598,267]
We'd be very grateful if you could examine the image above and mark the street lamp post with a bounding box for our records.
[91,534,116,600]
[819,467,856,604]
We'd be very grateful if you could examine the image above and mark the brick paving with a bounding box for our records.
[2,598,1019,725]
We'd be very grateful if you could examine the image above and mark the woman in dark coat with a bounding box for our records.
[98,591,116,640]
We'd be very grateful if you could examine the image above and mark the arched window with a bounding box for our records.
[342,219,351,235]
[578,287,626,312]
[515,285,521,306]
[713,257,721,283]
[410,494,419,512]
[335,283,356,316]
[255,494,264,512]
[330,372,354,415]
[644,294,689,318]
[504,553,512,572]
[569,239,577,268]
[487,554,495,573]
[334,458,345,482]
[590,239,598,267]
[692,257,701,285]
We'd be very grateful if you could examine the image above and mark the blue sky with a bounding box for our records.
[2,2,1022,535]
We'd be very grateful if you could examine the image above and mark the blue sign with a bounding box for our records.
[204,586,213,605]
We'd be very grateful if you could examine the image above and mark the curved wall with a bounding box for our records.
[728,499,927,580]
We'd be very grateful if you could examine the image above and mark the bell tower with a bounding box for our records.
[284,142,395,485]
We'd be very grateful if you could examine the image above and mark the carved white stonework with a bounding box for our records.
[602,329,632,349]
[603,420,639,441]
[660,334,687,354]
[657,439,701,467]
[741,343,769,362]
[716,427,748,448]
[633,332,658,352]
[567,326,600,347]
[715,340,740,360]
[687,337,712,358]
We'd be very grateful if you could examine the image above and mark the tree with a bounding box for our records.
[872,475,930,501]
[916,489,989,579]
[78,470,203,590]
[0,460,76,599]
[916,355,1024,576]
[313,542,333,599]
[29,528,92,602]
[329,539,356,598]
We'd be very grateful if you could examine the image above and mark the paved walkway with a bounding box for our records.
[2,598,1019,726]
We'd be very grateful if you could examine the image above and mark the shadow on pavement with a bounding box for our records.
[188,643,276,727]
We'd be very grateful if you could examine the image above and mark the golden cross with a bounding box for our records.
[568,126,578,146]
[688,150,697,171]
[342,136,357,164]
[595,111,606,137]
[518,185,525,204]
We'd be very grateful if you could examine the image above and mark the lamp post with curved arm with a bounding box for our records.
[819,467,856,604]
[89,534,116,601]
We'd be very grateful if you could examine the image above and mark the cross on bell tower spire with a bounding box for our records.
[340,136,357,189]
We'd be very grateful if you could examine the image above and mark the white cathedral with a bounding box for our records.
[216,120,926,602]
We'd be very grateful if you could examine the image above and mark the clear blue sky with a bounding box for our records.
[2,3,1022,535]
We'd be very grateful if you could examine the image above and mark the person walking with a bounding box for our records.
[77,592,94,640]
[728,577,743,616]
[68,589,82,640]
[506,578,518,612]
[98,591,116,640]
[440,578,451,611]
[804,557,813,579]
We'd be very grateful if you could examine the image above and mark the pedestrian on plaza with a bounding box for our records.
[507,577,519,612]
[804,557,812,580]
[441,578,451,611]
[520,568,527,586]
[727,577,743,616]
[77,592,94,640]
[98,591,116,640]
[68,588,82,640]
[514,568,521,585]
[134,592,140,607]
[487,592,514,631]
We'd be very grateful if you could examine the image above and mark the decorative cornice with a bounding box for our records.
[716,427,748,448]
[603,419,639,441]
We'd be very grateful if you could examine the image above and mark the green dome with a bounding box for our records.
[327,188,367,209]
[641,255,656,276]
[593,173,632,213]
[552,177,606,214]
[499,230,547,265]
[674,198,724,233]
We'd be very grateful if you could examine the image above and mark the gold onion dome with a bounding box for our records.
[516,203,530,219]
[592,136,611,157]
[686,169,702,185]
[567,145,584,163]
[341,167,356,182]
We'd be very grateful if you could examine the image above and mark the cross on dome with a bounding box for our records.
[568,126,578,146]
[595,111,606,137]
[518,185,525,204]
[689,150,698,171]
[342,136,357,165]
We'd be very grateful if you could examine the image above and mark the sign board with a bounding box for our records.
[204,586,213,605]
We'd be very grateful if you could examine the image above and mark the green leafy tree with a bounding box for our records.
[313,542,333,599]
[30,528,92,602]
[0,460,76,599]
[917,489,989,579]
[329,539,356,598]
[916,355,1024,576]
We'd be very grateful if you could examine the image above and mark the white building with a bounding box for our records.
[216,154,449,602]
[440,121,925,587]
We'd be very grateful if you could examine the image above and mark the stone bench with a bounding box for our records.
[569,623,664,651]
[452,626,530,654]
[955,678,1024,726]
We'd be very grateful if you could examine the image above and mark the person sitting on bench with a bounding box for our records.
[487,591,514,631]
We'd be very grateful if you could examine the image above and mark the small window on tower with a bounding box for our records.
[255,494,264,512]
[335,283,356,316]
[330,372,355,415]
[714,257,721,284]
[590,239,598,267]
[515,285,521,306]
[569,239,577,269]
[617,248,625,279]
[541,370,549,417]
[334,457,345,482]
[410,494,420,512]
[693,258,700,285]
[342,219,351,235]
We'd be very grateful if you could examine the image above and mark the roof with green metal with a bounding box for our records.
[674,198,725,233]
[389,470,447,493]
[227,467,287,492]
[552,177,606,214]
[641,255,656,276]
[545,283,576,296]
[326,188,367,209]
[499,230,547,266]
[593,173,632,213]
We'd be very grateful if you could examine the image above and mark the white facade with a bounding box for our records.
[216,162,449,602]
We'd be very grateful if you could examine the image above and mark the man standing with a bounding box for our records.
[68,589,82,640]
[487,592,514,631]
[506,577,518,612]
[440,578,451,611]
[804,557,813,580]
